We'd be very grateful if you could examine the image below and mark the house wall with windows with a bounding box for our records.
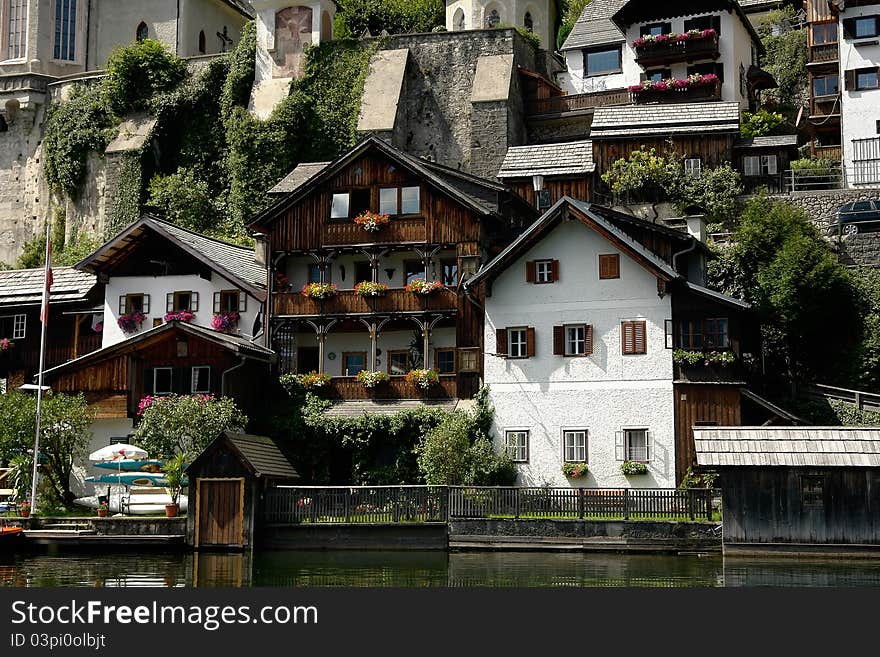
[839,4,880,187]
[102,273,261,348]
[483,218,676,488]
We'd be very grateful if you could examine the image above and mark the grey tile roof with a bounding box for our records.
[269,162,331,194]
[590,101,741,138]
[683,281,751,309]
[737,0,781,9]
[498,140,595,178]
[733,135,799,149]
[224,433,299,479]
[323,400,458,418]
[561,0,628,51]
[694,427,880,468]
[0,266,96,307]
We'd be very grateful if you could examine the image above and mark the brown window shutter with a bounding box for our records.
[599,254,620,279]
[526,327,536,357]
[526,261,536,283]
[622,321,635,354]
[496,328,508,356]
[633,321,647,354]
[551,259,560,282]
[843,17,856,39]
[585,324,594,355]
[845,69,856,91]
[553,326,565,355]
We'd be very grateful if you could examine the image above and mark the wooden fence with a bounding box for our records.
[262,486,718,524]
[799,383,880,412]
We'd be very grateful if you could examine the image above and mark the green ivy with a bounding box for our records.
[740,109,787,138]
[103,39,188,115]
[107,152,144,238]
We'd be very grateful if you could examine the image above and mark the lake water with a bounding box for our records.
[4,550,880,587]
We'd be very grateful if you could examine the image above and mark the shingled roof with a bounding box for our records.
[590,101,741,138]
[497,140,595,178]
[694,427,880,468]
[187,432,299,480]
[269,162,331,194]
[0,266,96,307]
[733,135,799,149]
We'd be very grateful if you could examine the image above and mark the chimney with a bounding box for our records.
[253,233,268,267]
[685,214,706,243]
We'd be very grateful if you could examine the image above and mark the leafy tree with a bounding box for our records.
[757,7,808,112]
[103,39,188,115]
[335,0,444,37]
[147,168,220,234]
[133,395,247,459]
[416,413,473,484]
[740,109,788,138]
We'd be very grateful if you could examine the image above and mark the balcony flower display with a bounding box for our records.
[164,310,195,323]
[632,28,717,48]
[621,460,649,476]
[562,462,589,479]
[356,369,389,388]
[301,282,338,300]
[673,349,735,367]
[0,338,13,352]
[274,272,292,292]
[117,311,146,334]
[353,210,391,232]
[406,368,439,389]
[298,371,332,389]
[211,311,240,333]
[628,73,719,94]
[405,279,443,295]
[355,281,389,297]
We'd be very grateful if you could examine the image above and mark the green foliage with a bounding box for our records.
[515,26,541,50]
[7,454,32,501]
[740,109,787,138]
[147,168,219,234]
[106,152,143,238]
[620,460,648,475]
[14,227,101,269]
[103,39,188,115]
[670,163,742,221]
[848,268,880,390]
[133,395,247,460]
[757,8,808,112]
[162,453,187,505]
[793,398,880,426]
[334,0,444,36]
[790,157,835,174]
[679,466,717,489]
[558,0,591,48]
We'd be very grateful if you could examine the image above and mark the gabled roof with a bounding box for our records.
[41,320,274,381]
[733,135,799,149]
[250,136,511,229]
[682,281,751,310]
[694,427,880,468]
[0,266,97,307]
[465,197,681,288]
[269,162,332,194]
[590,102,741,139]
[187,432,299,480]
[76,216,266,301]
[498,140,595,178]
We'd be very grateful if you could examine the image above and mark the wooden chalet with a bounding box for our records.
[497,140,595,209]
[249,136,537,407]
[0,266,102,390]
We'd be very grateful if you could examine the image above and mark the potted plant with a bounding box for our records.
[211,311,240,333]
[301,282,338,300]
[406,368,439,390]
[274,272,292,292]
[18,500,31,518]
[298,371,332,389]
[621,460,649,476]
[97,502,109,518]
[355,281,389,297]
[562,462,589,479]
[163,453,187,518]
[0,338,13,352]
[353,210,390,232]
[164,310,195,323]
[356,370,389,388]
[117,311,146,333]
[405,279,443,295]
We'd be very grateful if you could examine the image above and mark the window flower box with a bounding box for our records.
[632,29,720,66]
[0,338,13,352]
[211,311,240,333]
[164,311,195,323]
[355,281,389,297]
[117,311,146,334]
[301,282,338,300]
[405,279,443,295]
[562,462,589,478]
[632,28,717,48]
[406,368,439,389]
[356,370,389,388]
[353,210,390,232]
[621,460,649,475]
[673,349,735,367]
[629,73,719,95]
[298,371,332,389]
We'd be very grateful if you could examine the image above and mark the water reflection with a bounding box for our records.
[3,550,880,587]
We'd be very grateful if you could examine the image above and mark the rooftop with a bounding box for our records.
[590,101,741,138]
[497,140,595,178]
[269,162,331,194]
[733,135,800,149]
[0,266,96,307]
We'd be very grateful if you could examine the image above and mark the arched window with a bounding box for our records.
[136,21,148,42]
[524,11,533,32]
[485,6,502,28]
[453,8,465,31]
[198,30,206,54]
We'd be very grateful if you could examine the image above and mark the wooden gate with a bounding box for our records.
[195,478,245,549]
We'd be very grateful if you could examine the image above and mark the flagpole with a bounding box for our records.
[29,222,51,513]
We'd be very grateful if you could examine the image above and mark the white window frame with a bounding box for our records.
[562,429,588,463]
[565,324,586,356]
[153,367,174,395]
[535,259,553,283]
[400,186,420,215]
[379,187,398,215]
[505,429,529,462]
[3,0,28,61]
[191,366,211,394]
[330,192,350,219]
[507,327,527,359]
[12,313,25,339]
[615,427,652,463]
[684,158,702,178]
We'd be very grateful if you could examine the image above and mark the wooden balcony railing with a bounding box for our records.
[324,375,458,400]
[809,43,839,64]
[274,288,458,316]
[634,34,720,67]
[323,219,426,245]
[813,144,842,161]
[673,361,748,384]
[633,80,722,105]
[525,88,632,116]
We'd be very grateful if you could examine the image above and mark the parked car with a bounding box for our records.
[835,200,880,235]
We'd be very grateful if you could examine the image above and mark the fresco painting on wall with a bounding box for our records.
[273,6,313,78]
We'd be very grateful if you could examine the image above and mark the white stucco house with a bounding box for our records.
[445,0,557,51]
[466,197,758,488]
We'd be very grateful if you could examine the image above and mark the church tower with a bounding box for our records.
[445,0,556,52]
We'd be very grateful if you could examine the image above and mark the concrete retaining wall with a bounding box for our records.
[260,523,450,550]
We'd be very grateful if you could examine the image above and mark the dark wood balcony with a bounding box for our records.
[810,94,841,119]
[632,80,721,105]
[324,375,458,400]
[813,144,842,161]
[808,43,839,65]
[273,288,459,316]
[525,88,632,117]
[674,360,748,384]
[324,219,426,246]
[634,34,720,67]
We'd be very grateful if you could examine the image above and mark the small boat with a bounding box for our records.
[85,472,169,486]
[74,487,187,515]
[94,459,164,472]
[0,526,24,548]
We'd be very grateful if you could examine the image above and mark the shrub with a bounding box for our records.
[147,168,220,234]
[562,462,589,478]
[104,39,188,115]
[334,0,444,36]
[621,460,648,475]
[741,109,788,138]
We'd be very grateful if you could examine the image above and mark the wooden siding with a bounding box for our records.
[325,375,457,400]
[274,288,459,316]
[592,135,735,177]
[324,219,426,245]
[508,177,592,208]
[806,0,835,22]
[673,384,741,483]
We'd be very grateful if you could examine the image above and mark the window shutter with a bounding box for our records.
[238,293,247,312]
[615,431,625,461]
[622,321,635,354]
[119,296,126,314]
[743,156,758,176]
[843,17,856,39]
[585,324,593,355]
[633,321,647,354]
[213,292,221,313]
[599,254,620,279]
[553,326,565,355]
[495,328,508,356]
[526,327,536,357]
[845,69,856,91]
[166,293,174,313]
[550,259,560,282]
[645,431,653,462]
[665,319,674,349]
[526,261,536,283]
[143,295,151,313]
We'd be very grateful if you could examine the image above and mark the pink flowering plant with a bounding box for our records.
[628,73,719,94]
[117,311,146,333]
[632,28,717,47]
[211,311,240,332]
[164,310,195,323]
[405,279,443,295]
[353,210,390,232]
[0,338,13,352]
[562,462,589,478]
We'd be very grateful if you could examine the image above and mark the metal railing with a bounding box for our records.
[264,486,448,524]
[786,166,846,191]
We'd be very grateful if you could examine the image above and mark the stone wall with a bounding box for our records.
[787,188,880,233]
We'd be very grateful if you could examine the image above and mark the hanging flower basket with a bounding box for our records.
[298,371,332,389]
[164,311,195,323]
[274,272,292,292]
[621,460,649,476]
[301,282,338,300]
[406,368,439,390]
[405,279,443,295]
[117,311,146,334]
[0,338,14,352]
[356,370,389,388]
[211,311,240,333]
[355,281,389,297]
[562,462,589,479]
[353,210,390,232]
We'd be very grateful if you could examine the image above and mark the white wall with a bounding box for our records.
[445,0,553,51]
[483,219,676,488]
[840,5,880,187]
[70,417,135,497]
[102,273,262,347]
[179,0,248,57]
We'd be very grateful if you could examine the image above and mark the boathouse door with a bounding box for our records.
[195,477,245,549]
